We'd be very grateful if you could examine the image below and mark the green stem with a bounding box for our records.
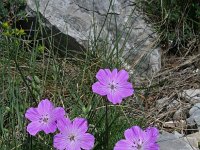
[105,98,109,149]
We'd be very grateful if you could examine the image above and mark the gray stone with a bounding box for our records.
[173,131,184,138]
[156,97,170,108]
[26,0,161,76]
[187,103,200,128]
[173,108,187,121]
[158,131,197,150]
[167,100,179,110]
[181,89,200,104]
[163,121,176,128]
[187,117,197,126]
[163,120,187,129]
[189,103,200,115]
[184,132,200,149]
[156,97,182,112]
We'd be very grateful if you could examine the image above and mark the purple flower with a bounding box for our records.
[53,117,95,150]
[25,99,65,136]
[92,69,134,104]
[114,126,159,150]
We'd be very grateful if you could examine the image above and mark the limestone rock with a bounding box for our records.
[167,100,179,110]
[163,120,187,129]
[180,89,200,104]
[173,108,188,121]
[173,131,184,138]
[26,0,161,76]
[187,103,200,128]
[184,132,200,149]
[158,131,198,150]
[156,97,170,108]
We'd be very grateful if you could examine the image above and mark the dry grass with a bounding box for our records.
[123,46,200,135]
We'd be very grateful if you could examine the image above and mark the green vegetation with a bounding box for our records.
[2,0,198,149]
[138,0,200,54]
[0,1,145,149]
[0,0,26,21]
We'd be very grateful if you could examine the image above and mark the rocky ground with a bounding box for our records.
[125,50,200,149]
[2,0,199,149]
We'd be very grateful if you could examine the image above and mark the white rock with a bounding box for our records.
[173,131,184,138]
[189,103,200,115]
[156,97,170,108]
[158,131,198,150]
[187,103,200,128]
[184,132,200,149]
[173,108,188,121]
[26,0,161,76]
[163,121,176,128]
[167,100,179,110]
[181,89,200,104]
[163,120,187,129]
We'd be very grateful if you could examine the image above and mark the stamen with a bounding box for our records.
[39,114,49,124]
[43,117,49,123]
[110,84,115,90]
[69,135,75,141]
[138,145,142,149]
[137,140,143,150]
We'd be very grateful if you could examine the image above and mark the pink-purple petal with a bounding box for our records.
[125,126,143,142]
[70,143,81,150]
[118,87,134,98]
[120,82,133,89]
[107,91,123,104]
[54,133,68,150]
[111,68,118,79]
[57,117,71,132]
[143,142,160,150]
[146,127,159,138]
[116,69,129,83]
[80,133,95,150]
[95,69,110,85]
[25,107,39,121]
[37,99,54,114]
[104,69,112,76]
[52,107,65,120]
[144,127,159,143]
[42,122,57,134]
[27,121,42,136]
[73,118,88,133]
[92,82,108,96]
[114,139,135,150]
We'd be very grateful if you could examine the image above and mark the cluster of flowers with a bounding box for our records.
[25,99,95,149]
[25,69,159,150]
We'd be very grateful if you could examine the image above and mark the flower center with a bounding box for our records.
[109,81,118,91]
[69,135,75,141]
[43,117,49,123]
[68,134,76,142]
[137,140,143,150]
[39,114,49,124]
[110,84,115,90]
[137,144,142,150]
[131,140,143,150]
